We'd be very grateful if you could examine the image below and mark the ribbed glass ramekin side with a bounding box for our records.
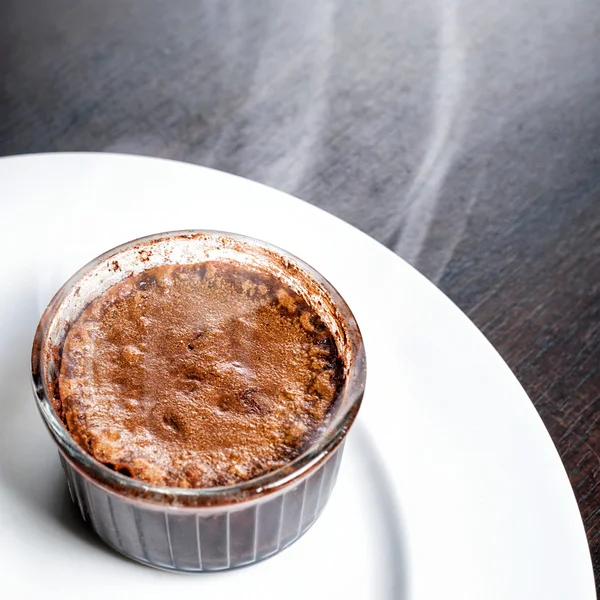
[59,442,345,572]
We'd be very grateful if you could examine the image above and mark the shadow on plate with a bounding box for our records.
[352,423,410,599]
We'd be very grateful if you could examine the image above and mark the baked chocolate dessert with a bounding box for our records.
[58,260,345,488]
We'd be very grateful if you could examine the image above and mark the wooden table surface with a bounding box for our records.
[1,0,599,590]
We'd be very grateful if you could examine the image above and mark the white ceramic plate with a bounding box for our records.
[0,153,594,599]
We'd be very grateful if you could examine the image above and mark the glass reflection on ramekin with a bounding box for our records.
[31,231,366,572]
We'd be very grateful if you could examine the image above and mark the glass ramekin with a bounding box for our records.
[31,230,366,572]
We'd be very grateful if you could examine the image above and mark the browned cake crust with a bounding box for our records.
[59,261,344,488]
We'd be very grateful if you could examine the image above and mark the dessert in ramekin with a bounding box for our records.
[32,231,366,571]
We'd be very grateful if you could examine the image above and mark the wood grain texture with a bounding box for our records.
[1,0,599,589]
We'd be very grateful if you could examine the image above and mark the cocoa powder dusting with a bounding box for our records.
[58,261,344,488]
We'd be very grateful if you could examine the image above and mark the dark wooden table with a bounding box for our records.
[2,0,599,589]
